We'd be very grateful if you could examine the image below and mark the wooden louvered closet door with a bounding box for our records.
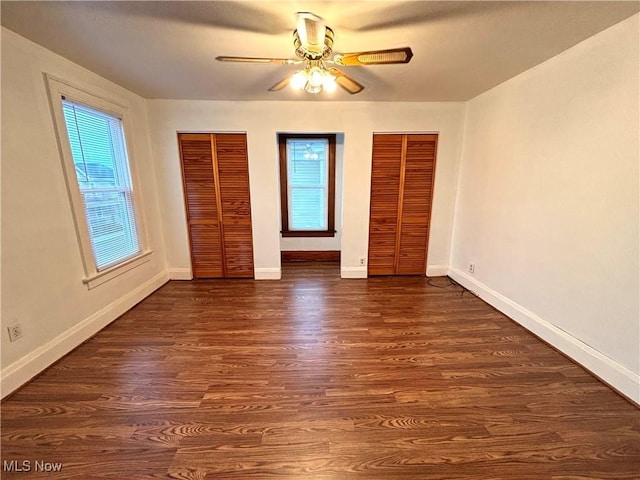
[179,134,224,278]
[179,133,254,278]
[368,134,404,275]
[215,134,254,277]
[368,133,438,276]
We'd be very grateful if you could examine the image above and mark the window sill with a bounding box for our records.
[83,250,153,289]
[281,231,336,238]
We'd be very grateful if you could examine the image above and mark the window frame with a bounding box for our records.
[47,75,151,289]
[278,133,336,238]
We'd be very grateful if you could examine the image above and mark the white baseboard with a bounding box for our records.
[427,265,449,277]
[171,267,282,280]
[254,268,281,280]
[168,268,192,280]
[448,267,640,405]
[1,271,169,399]
[341,266,367,279]
[341,266,449,278]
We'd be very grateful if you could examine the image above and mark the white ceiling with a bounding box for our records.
[2,1,638,101]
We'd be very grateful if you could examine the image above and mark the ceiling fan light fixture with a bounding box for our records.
[289,65,337,94]
[308,66,325,88]
[305,83,322,94]
[322,74,337,93]
[290,71,307,90]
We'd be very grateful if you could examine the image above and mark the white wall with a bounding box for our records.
[1,28,168,396]
[450,15,640,402]
[147,101,465,279]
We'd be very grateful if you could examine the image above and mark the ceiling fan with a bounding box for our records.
[215,12,413,95]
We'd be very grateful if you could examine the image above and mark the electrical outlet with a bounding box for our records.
[359,257,366,266]
[469,263,475,274]
[7,323,23,342]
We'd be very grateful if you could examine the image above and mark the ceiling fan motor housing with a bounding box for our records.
[293,27,334,60]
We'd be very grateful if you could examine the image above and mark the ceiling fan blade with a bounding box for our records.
[268,77,290,92]
[327,68,364,95]
[333,47,413,66]
[216,56,299,64]
[296,12,326,55]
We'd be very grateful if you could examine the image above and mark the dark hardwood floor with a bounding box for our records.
[2,263,639,479]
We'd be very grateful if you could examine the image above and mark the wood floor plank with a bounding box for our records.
[2,263,638,479]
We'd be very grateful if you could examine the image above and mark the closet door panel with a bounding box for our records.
[215,133,254,278]
[221,224,253,277]
[368,134,403,275]
[179,133,224,278]
[180,134,218,220]
[397,134,437,274]
[368,133,438,276]
[189,223,224,278]
[397,224,429,274]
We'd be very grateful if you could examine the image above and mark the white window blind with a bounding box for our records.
[286,138,329,230]
[61,100,141,270]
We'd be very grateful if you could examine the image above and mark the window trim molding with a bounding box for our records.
[46,74,151,288]
[278,133,336,238]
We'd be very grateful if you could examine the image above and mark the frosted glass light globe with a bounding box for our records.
[323,75,337,93]
[290,71,307,90]
[308,67,324,88]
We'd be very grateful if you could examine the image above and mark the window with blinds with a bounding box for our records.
[61,100,141,270]
[278,134,336,237]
